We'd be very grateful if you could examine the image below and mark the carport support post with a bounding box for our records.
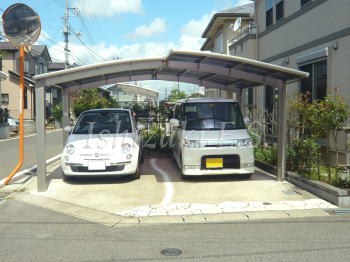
[276,80,287,181]
[35,83,48,192]
[62,87,70,143]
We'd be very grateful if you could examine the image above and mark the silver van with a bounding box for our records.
[170,98,254,178]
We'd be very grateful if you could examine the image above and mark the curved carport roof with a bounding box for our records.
[33,50,309,192]
[34,49,308,92]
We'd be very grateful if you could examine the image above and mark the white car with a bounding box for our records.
[170,98,255,179]
[61,108,145,180]
[7,116,19,132]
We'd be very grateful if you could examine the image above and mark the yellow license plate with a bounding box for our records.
[206,158,223,169]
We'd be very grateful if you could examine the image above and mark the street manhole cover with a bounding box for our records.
[161,248,182,256]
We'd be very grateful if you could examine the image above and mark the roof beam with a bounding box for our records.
[199,73,216,81]
[65,73,228,93]
[36,60,164,87]
[167,60,279,87]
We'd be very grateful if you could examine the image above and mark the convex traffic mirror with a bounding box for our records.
[2,3,41,47]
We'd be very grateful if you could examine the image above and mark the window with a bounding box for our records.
[0,58,2,71]
[24,60,29,73]
[276,0,284,21]
[214,31,224,53]
[300,60,327,101]
[24,87,28,109]
[248,87,253,105]
[183,102,245,130]
[73,111,132,134]
[266,0,273,27]
[301,0,312,7]
[1,94,9,106]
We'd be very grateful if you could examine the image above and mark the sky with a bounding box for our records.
[0,0,251,98]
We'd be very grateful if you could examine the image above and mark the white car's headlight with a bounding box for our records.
[122,143,131,153]
[183,139,207,148]
[237,138,253,147]
[65,144,75,155]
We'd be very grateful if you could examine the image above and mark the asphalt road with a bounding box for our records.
[0,130,63,179]
[1,199,350,262]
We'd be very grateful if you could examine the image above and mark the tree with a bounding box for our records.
[72,88,118,117]
[189,92,204,98]
[167,89,187,102]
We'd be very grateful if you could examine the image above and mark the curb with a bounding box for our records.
[0,154,61,190]
[11,192,331,228]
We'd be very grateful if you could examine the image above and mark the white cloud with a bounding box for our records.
[75,0,143,17]
[48,12,214,64]
[126,18,167,39]
[180,13,214,37]
[237,0,253,6]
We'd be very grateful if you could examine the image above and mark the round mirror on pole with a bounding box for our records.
[2,3,41,185]
[2,3,41,47]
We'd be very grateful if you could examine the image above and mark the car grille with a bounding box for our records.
[200,155,240,170]
[70,165,125,173]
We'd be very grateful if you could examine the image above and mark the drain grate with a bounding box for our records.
[161,248,182,256]
[0,192,11,199]
[282,190,301,196]
[324,208,350,215]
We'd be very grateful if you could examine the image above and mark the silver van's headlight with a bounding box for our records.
[65,144,75,155]
[122,143,131,153]
[183,139,207,148]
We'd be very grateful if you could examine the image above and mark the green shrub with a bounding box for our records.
[287,138,320,177]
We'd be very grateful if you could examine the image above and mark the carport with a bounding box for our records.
[33,50,308,192]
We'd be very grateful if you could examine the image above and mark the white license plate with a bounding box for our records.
[88,161,106,170]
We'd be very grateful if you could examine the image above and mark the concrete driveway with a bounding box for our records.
[22,156,336,219]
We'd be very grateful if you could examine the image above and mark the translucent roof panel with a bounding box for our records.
[34,50,309,91]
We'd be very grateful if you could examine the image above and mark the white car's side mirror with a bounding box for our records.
[64,126,73,133]
[137,123,146,131]
[169,118,180,128]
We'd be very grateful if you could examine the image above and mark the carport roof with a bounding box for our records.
[33,50,309,91]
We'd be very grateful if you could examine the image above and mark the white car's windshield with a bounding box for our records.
[183,102,245,130]
[73,111,132,134]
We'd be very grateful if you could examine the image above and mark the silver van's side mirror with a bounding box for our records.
[244,117,251,125]
[137,123,146,131]
[64,126,73,133]
[169,118,180,127]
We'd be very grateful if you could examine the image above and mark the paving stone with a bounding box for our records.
[167,209,193,216]
[200,207,223,214]
[244,211,291,220]
[182,215,206,223]
[287,209,330,218]
[264,203,293,211]
[117,218,140,225]
[205,212,249,222]
[217,202,249,209]
[72,209,114,221]
[139,215,184,224]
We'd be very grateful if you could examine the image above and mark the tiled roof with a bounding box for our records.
[219,3,254,16]
[0,41,18,51]
[48,62,65,70]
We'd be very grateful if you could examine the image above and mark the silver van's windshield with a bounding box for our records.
[183,102,245,130]
[73,111,132,134]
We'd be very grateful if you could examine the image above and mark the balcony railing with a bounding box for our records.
[231,24,256,44]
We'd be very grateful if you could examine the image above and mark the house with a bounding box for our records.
[201,0,350,164]
[107,83,159,107]
[201,3,255,100]
[0,42,51,120]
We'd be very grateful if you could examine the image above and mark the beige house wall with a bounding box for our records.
[252,0,350,164]
[256,0,349,61]
[1,52,34,120]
